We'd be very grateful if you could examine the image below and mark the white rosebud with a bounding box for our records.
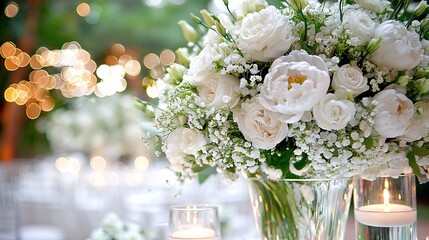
[332,64,369,97]
[197,73,241,109]
[343,9,376,46]
[178,20,198,43]
[373,89,415,138]
[233,98,288,149]
[259,50,330,123]
[313,94,356,130]
[238,6,296,62]
[414,1,429,17]
[164,128,207,170]
[371,20,423,70]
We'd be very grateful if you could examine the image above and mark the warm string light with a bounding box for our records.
[4,2,19,18]
[1,41,143,119]
[142,49,176,98]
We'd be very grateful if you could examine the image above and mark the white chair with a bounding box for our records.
[0,179,19,240]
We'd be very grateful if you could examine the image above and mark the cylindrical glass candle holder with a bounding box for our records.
[169,205,221,240]
[353,174,417,240]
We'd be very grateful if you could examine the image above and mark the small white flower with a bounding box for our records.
[343,9,376,46]
[238,6,296,61]
[197,73,241,109]
[313,94,356,130]
[259,50,330,123]
[332,64,369,97]
[371,20,423,70]
[373,89,415,138]
[233,98,288,149]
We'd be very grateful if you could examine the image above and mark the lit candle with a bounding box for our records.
[355,183,417,227]
[170,226,220,240]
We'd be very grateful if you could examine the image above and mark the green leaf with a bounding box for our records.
[407,152,428,182]
[410,146,429,157]
[196,166,217,184]
[263,140,301,178]
[364,136,374,149]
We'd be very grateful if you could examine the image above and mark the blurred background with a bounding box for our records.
[0,0,428,239]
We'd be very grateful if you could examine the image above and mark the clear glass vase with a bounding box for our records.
[247,177,353,240]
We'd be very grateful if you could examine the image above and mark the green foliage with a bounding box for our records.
[263,139,308,179]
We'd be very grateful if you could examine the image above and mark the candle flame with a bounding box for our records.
[383,179,390,212]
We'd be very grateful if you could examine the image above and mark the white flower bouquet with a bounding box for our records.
[89,213,146,240]
[42,94,148,160]
[139,0,429,182]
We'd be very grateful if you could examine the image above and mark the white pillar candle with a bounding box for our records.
[354,203,417,227]
[170,226,220,240]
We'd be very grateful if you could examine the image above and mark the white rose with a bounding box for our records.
[184,46,221,84]
[373,89,415,138]
[313,94,356,130]
[164,128,207,170]
[354,0,390,13]
[259,50,330,123]
[371,20,423,70]
[343,9,376,46]
[231,0,268,19]
[197,73,241,108]
[233,98,288,149]
[238,6,296,62]
[332,64,369,97]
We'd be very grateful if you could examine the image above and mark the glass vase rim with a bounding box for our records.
[354,173,415,180]
[169,204,219,211]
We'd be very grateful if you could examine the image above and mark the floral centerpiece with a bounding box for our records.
[140,0,429,183]
[137,0,429,238]
[89,213,147,240]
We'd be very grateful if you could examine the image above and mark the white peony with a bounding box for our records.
[343,9,376,46]
[313,94,356,130]
[354,0,390,13]
[237,6,296,62]
[233,98,288,150]
[164,128,207,170]
[259,50,330,123]
[371,20,423,70]
[184,46,221,84]
[332,64,369,97]
[231,0,268,19]
[197,73,241,109]
[373,89,415,138]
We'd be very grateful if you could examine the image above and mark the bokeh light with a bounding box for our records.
[143,53,160,69]
[1,40,144,119]
[90,156,107,171]
[26,103,41,119]
[160,49,175,65]
[4,2,19,18]
[90,171,108,186]
[76,2,91,17]
[134,156,150,171]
